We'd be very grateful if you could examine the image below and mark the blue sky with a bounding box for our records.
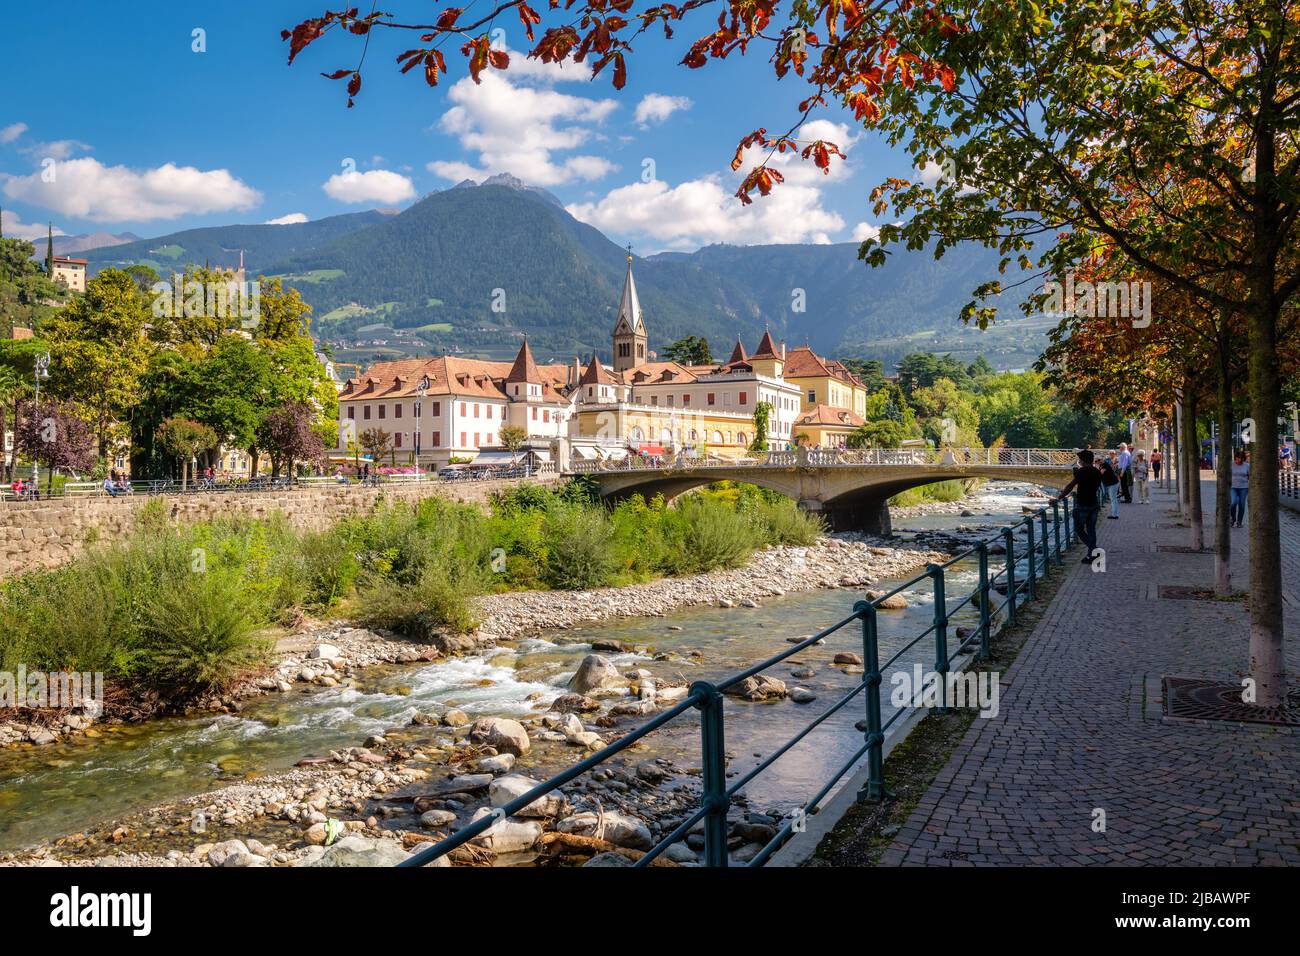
[1,0,917,252]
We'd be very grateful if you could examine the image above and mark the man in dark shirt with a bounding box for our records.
[1055,449,1103,562]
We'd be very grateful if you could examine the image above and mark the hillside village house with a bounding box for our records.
[49,255,88,293]
[336,256,870,468]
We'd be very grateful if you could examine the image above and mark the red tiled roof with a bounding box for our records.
[795,404,865,428]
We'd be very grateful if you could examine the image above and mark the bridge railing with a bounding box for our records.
[566,447,1080,474]
[398,498,1076,868]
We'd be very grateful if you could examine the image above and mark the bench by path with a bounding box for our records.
[879,481,1300,866]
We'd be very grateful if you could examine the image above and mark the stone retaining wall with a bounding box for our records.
[0,478,561,579]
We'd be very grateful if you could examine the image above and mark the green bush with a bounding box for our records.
[542,503,618,589]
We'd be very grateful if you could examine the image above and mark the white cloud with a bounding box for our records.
[852,222,880,242]
[21,139,92,161]
[1,209,62,241]
[2,157,262,222]
[265,212,309,225]
[0,123,27,145]
[566,119,859,248]
[426,65,618,187]
[634,94,692,128]
[322,169,416,204]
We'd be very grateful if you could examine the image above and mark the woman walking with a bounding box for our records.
[1101,454,1122,518]
[1229,450,1250,527]
[1133,450,1151,503]
[1150,447,1163,482]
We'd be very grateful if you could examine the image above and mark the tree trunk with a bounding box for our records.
[1214,334,1233,594]
[1176,400,1188,516]
[1247,301,1285,707]
[1183,389,1204,550]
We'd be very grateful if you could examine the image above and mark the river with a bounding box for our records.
[0,482,1050,855]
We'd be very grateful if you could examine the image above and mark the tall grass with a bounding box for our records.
[0,479,827,703]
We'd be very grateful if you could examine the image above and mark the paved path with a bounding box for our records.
[880,480,1300,866]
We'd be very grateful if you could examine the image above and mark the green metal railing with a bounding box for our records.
[398,498,1076,868]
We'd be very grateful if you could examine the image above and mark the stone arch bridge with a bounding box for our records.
[567,448,1078,535]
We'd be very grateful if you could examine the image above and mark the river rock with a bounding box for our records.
[490,774,566,818]
[309,643,341,661]
[556,713,585,738]
[833,652,863,666]
[419,809,458,829]
[584,851,633,867]
[305,835,412,867]
[566,731,606,751]
[550,694,601,713]
[591,640,626,652]
[568,654,622,693]
[723,676,787,702]
[206,839,250,867]
[469,717,531,756]
[867,590,908,609]
[442,709,470,727]
[469,807,543,853]
[475,753,516,774]
[557,810,653,849]
[790,687,817,704]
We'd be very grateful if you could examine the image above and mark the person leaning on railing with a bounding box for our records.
[1052,449,1103,563]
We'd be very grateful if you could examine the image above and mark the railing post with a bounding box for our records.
[1039,510,1051,569]
[1062,495,1072,547]
[929,564,949,713]
[1024,518,1037,599]
[693,681,730,867]
[976,542,992,661]
[854,601,886,802]
[1051,499,1063,561]
[1003,526,1017,625]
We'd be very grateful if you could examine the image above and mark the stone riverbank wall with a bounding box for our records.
[0,477,561,579]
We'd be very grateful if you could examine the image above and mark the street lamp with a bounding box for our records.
[31,352,49,495]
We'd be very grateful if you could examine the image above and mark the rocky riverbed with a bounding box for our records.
[0,531,946,751]
[0,530,955,867]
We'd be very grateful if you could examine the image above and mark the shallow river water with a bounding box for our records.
[0,484,1051,853]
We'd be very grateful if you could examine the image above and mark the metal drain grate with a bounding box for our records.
[1163,676,1300,727]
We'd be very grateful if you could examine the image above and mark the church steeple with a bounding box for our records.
[611,248,648,372]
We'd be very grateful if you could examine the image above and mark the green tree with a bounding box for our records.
[42,269,153,460]
[663,335,713,366]
[156,417,218,490]
[749,400,772,453]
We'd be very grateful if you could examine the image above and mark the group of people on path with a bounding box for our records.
[1057,441,1250,560]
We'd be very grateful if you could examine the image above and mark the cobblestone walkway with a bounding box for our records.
[881,480,1300,866]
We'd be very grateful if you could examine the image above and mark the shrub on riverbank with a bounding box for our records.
[0,479,824,698]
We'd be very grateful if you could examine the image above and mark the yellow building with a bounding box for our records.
[791,404,866,448]
[783,346,869,419]
[50,255,87,293]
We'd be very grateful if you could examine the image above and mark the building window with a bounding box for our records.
[460,402,467,416]
[347,406,356,419]
[739,392,748,405]
[486,406,492,420]
[543,409,550,423]
[432,431,441,447]
[395,432,402,448]
[651,395,658,406]
[707,393,715,406]
[474,432,480,446]
[432,401,441,416]
[473,403,480,418]
[363,405,371,420]
[532,407,538,420]
[808,390,816,403]
[487,434,494,445]
[378,405,386,419]
[460,431,467,447]
[667,395,674,407]
[738,433,747,446]
[683,394,691,406]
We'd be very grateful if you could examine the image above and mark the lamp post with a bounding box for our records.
[31,352,49,494]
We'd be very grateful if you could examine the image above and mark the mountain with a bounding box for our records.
[45,231,142,256]
[264,177,1041,369]
[76,210,396,277]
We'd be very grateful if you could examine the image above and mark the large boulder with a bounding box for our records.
[304,836,412,867]
[468,717,531,756]
[567,654,622,694]
[469,807,543,854]
[489,774,566,818]
[550,693,601,713]
[557,810,653,850]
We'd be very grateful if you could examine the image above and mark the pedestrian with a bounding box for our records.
[1150,447,1163,481]
[1230,450,1250,527]
[1133,450,1150,503]
[1056,449,1104,562]
[1101,454,1121,518]
[1281,443,1293,473]
[1116,442,1133,502]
